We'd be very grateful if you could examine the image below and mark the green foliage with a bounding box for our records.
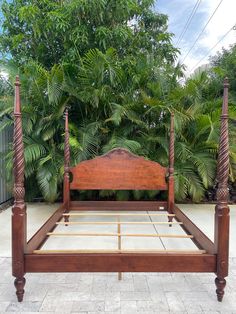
[0,0,178,68]
[1,1,236,203]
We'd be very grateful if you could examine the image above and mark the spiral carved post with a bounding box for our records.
[12,76,27,302]
[63,109,70,224]
[214,78,230,302]
[168,112,175,224]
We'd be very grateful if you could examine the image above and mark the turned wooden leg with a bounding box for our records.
[14,277,26,302]
[215,277,226,302]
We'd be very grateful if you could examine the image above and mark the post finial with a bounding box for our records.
[14,76,21,114]
[15,75,21,86]
[223,77,229,88]
[65,108,69,131]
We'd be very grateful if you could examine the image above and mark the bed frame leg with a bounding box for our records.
[214,78,230,303]
[215,277,226,302]
[14,277,26,302]
[12,76,27,302]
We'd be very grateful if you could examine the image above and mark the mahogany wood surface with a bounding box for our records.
[214,78,230,301]
[26,203,65,253]
[168,112,175,217]
[69,201,167,211]
[25,253,216,273]
[63,109,70,224]
[12,76,27,302]
[12,77,230,303]
[70,148,167,190]
[173,205,215,254]
[64,213,174,217]
[33,249,207,254]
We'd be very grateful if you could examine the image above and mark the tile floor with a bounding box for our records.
[0,203,235,313]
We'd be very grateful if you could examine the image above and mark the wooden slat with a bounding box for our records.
[69,201,167,211]
[26,203,65,253]
[173,205,215,254]
[25,253,216,273]
[46,232,193,238]
[63,213,175,217]
[63,212,175,217]
[33,249,206,254]
[56,221,181,225]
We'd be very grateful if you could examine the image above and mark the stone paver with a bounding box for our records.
[1,259,236,313]
[1,204,236,313]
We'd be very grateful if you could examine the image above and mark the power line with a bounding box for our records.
[181,0,224,64]
[189,24,236,73]
[175,0,201,46]
[175,0,202,46]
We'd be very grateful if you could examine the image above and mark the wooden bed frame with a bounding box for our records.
[12,76,230,302]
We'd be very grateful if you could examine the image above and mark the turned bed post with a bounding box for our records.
[63,108,70,223]
[214,78,230,302]
[168,112,175,222]
[12,75,27,302]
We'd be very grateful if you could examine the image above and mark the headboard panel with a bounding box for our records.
[70,148,167,190]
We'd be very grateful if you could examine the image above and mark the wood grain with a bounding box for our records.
[47,232,193,238]
[69,201,167,211]
[33,249,206,254]
[25,253,216,273]
[173,205,215,254]
[56,221,182,225]
[70,148,167,190]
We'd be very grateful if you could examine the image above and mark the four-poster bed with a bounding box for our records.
[12,76,230,302]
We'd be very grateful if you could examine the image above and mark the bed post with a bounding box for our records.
[63,108,70,223]
[12,75,27,302]
[214,77,230,302]
[168,112,175,223]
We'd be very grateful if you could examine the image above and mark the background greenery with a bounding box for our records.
[1,0,236,203]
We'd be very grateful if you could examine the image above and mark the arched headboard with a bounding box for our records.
[70,148,167,190]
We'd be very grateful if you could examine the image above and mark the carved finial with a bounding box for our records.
[221,77,229,116]
[14,76,21,115]
[65,108,68,131]
[223,77,229,88]
[15,75,21,86]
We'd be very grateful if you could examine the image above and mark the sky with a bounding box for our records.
[155,0,236,76]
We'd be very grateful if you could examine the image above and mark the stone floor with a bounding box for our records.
[0,203,236,313]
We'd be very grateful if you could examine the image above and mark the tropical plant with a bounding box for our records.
[1,1,236,203]
[0,0,178,67]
